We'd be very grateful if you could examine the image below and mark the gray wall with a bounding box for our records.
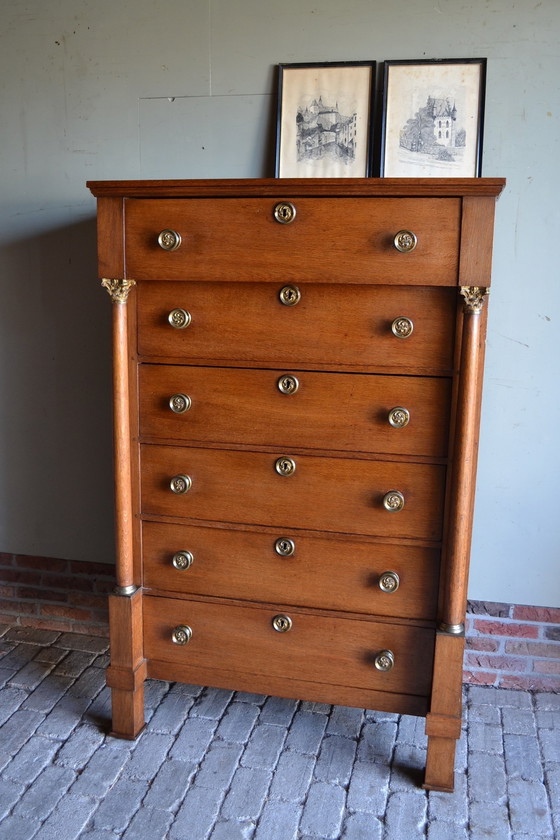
[1,0,558,607]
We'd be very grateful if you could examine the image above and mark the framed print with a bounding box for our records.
[380,58,486,177]
[275,61,376,178]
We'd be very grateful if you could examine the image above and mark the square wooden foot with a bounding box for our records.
[107,588,146,739]
[422,630,465,792]
[109,685,146,739]
[423,735,457,792]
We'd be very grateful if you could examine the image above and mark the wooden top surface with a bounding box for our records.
[87,177,506,199]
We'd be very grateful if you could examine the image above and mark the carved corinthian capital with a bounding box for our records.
[101,278,136,304]
[460,286,488,313]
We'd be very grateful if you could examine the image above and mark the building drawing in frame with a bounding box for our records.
[400,96,464,160]
[276,62,375,178]
[381,58,486,177]
[296,95,358,165]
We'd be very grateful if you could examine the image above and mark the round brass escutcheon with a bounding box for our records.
[272,614,293,633]
[391,317,414,339]
[158,229,182,251]
[275,456,296,477]
[393,230,417,253]
[378,571,400,593]
[273,202,297,224]
[277,374,299,395]
[169,394,192,414]
[278,285,301,307]
[387,407,410,429]
[275,537,295,557]
[382,490,405,512]
[172,550,194,571]
[169,474,192,495]
[168,308,192,329]
[171,624,192,645]
[374,649,395,671]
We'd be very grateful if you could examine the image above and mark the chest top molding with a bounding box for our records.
[87,177,505,200]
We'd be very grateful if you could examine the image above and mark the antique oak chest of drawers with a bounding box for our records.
[87,178,504,791]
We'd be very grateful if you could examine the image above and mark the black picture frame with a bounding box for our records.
[275,61,376,178]
[380,58,486,177]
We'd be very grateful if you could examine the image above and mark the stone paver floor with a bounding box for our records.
[0,624,558,840]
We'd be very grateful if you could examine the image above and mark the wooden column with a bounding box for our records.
[101,278,145,738]
[425,285,488,791]
[441,286,488,632]
[101,278,136,592]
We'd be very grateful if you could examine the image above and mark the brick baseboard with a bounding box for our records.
[1,553,559,690]
[0,552,111,637]
[465,600,560,691]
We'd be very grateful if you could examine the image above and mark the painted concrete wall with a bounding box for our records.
[0,0,558,607]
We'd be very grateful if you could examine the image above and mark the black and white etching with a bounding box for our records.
[296,95,358,165]
[382,60,484,177]
[399,95,466,165]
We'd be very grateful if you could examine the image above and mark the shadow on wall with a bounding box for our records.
[0,216,115,564]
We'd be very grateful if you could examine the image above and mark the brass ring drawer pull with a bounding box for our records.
[279,285,301,306]
[374,649,395,671]
[272,614,293,633]
[169,474,192,495]
[273,202,296,224]
[391,317,414,339]
[172,550,194,571]
[158,229,182,251]
[378,571,400,593]
[168,308,191,329]
[275,537,295,557]
[171,625,192,645]
[393,230,417,253]
[277,374,299,395]
[169,394,191,414]
[275,457,296,477]
[387,407,410,428]
[383,490,405,512]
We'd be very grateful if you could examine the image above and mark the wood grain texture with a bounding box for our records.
[140,444,446,541]
[137,282,457,373]
[441,304,487,627]
[147,657,429,717]
[139,365,452,458]
[124,197,460,285]
[143,594,435,696]
[112,299,135,589]
[87,177,505,199]
[142,520,440,620]
[107,590,145,738]
[424,631,465,791]
[423,737,457,792]
[459,196,498,288]
[95,197,125,279]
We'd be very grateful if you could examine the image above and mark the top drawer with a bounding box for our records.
[124,197,461,285]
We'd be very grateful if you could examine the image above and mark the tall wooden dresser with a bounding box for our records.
[88,177,504,791]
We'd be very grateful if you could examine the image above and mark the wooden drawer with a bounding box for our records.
[142,521,440,620]
[143,595,435,697]
[136,282,457,372]
[140,444,446,540]
[139,365,451,458]
[124,197,460,285]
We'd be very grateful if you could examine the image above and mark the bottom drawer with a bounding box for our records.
[143,595,435,698]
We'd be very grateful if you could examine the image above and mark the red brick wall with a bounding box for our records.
[465,600,560,691]
[1,554,559,690]
[0,552,111,637]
